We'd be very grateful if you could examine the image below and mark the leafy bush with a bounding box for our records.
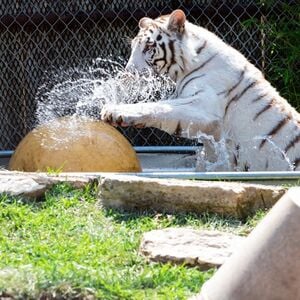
[243,1,299,108]
[263,1,300,108]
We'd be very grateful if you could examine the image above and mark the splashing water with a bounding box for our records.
[195,132,296,172]
[34,58,294,172]
[196,133,231,172]
[35,57,175,125]
[34,58,232,171]
[252,136,294,171]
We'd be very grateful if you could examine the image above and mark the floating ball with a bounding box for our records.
[9,117,141,172]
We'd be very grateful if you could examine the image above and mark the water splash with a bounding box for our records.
[196,133,295,172]
[253,135,294,171]
[34,58,294,172]
[196,133,231,171]
[35,57,175,125]
[194,132,295,172]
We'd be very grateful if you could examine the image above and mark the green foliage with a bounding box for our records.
[0,183,264,299]
[264,2,300,108]
[46,165,65,175]
[245,1,300,108]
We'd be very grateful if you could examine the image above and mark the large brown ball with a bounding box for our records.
[9,117,141,172]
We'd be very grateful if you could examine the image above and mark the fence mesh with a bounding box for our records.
[0,1,296,150]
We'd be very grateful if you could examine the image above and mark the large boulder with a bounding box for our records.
[9,117,141,172]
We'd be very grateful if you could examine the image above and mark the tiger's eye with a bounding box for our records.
[144,42,156,53]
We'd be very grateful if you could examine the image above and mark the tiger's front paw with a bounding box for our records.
[100,105,126,126]
[100,104,147,128]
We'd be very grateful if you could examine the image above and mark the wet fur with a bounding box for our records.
[101,10,300,171]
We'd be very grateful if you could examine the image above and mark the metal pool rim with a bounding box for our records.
[133,171,300,181]
[1,148,300,183]
[0,146,199,158]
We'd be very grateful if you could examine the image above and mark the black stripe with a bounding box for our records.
[153,42,167,69]
[253,100,274,121]
[143,41,156,54]
[251,92,268,103]
[225,81,257,115]
[244,163,250,171]
[145,60,153,67]
[166,39,176,72]
[180,75,205,94]
[179,53,218,86]
[190,89,204,97]
[259,117,289,149]
[254,104,272,120]
[180,47,185,71]
[292,157,300,170]
[233,154,238,167]
[225,97,238,114]
[158,28,171,37]
[172,99,196,106]
[196,53,218,71]
[233,144,240,169]
[226,67,246,95]
[174,70,178,82]
[196,40,207,55]
[265,159,269,170]
[285,132,300,153]
[218,67,246,96]
[174,121,182,136]
[236,144,240,160]
[270,117,289,135]
[179,55,185,71]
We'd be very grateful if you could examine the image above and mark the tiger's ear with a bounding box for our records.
[167,10,186,33]
[139,17,154,29]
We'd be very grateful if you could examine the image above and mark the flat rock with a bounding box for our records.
[0,171,97,198]
[140,228,245,269]
[98,174,286,218]
[0,175,47,198]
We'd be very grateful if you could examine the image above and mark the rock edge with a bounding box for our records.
[140,228,245,269]
[98,174,286,218]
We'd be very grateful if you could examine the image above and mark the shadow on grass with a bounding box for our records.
[103,206,248,232]
[0,181,267,234]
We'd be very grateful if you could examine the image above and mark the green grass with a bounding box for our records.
[0,183,266,299]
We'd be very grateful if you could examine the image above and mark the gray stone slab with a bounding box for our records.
[0,175,47,198]
[140,228,245,269]
[0,171,97,198]
[98,174,286,218]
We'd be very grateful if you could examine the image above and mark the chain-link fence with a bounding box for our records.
[0,1,296,151]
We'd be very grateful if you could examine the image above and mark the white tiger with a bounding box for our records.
[101,9,300,171]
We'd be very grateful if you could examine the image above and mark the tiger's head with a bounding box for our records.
[126,10,187,82]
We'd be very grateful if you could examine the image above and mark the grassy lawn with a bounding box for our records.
[0,183,266,299]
